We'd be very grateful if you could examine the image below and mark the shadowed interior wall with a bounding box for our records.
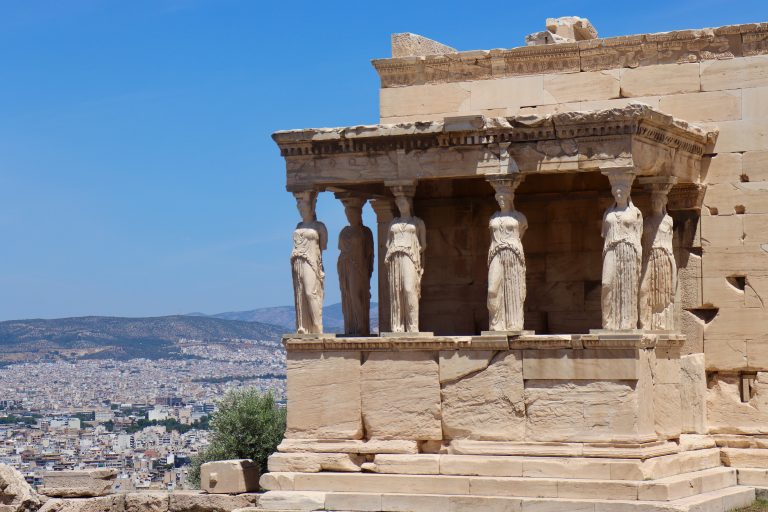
[413,173,628,335]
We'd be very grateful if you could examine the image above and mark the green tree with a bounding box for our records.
[187,389,286,487]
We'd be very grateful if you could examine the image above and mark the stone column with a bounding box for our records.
[384,182,426,333]
[290,189,327,334]
[638,177,678,331]
[600,169,643,331]
[370,198,396,334]
[486,174,528,333]
[335,193,374,336]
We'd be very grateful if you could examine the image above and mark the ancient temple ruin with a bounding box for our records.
[261,18,768,512]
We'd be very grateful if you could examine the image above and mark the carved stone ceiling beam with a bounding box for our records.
[273,105,717,192]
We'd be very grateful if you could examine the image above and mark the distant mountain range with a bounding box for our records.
[0,302,380,363]
[190,302,379,333]
[0,315,283,361]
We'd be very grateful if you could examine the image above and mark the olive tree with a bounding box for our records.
[187,388,286,487]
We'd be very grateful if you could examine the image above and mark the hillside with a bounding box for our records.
[0,315,283,361]
[200,302,379,332]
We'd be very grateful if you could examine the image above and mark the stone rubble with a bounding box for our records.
[40,469,117,498]
[526,16,598,46]
[200,460,260,495]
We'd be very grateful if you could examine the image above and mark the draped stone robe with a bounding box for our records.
[639,213,676,330]
[385,217,425,333]
[338,224,374,335]
[487,211,528,331]
[601,203,643,330]
[291,221,327,334]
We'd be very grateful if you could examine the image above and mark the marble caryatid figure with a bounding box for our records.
[290,191,327,334]
[385,186,426,333]
[487,178,528,331]
[337,197,374,336]
[601,172,643,330]
[639,181,677,331]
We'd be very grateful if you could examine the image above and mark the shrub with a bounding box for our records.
[187,388,286,487]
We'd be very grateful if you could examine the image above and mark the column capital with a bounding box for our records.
[333,192,367,210]
[601,167,637,188]
[486,173,525,193]
[370,197,397,218]
[638,176,678,196]
[287,183,322,194]
[385,180,417,199]
[291,189,318,203]
[600,166,636,176]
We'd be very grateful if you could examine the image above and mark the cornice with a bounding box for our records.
[272,104,715,160]
[371,22,768,87]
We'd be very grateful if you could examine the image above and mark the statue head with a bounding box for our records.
[494,185,515,213]
[607,172,634,208]
[344,204,363,226]
[294,191,316,223]
[489,176,520,214]
[395,195,412,218]
[651,190,668,215]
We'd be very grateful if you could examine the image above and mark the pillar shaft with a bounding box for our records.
[370,199,396,333]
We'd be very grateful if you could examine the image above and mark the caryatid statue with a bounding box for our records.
[639,178,677,331]
[487,177,528,332]
[385,185,426,333]
[601,171,643,330]
[290,191,327,334]
[337,196,374,336]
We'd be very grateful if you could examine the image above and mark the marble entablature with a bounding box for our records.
[274,104,713,197]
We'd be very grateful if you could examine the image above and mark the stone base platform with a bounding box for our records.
[257,444,760,511]
[269,443,722,479]
[256,469,754,511]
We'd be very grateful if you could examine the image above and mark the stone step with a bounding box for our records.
[753,486,768,500]
[382,449,722,480]
[670,486,756,512]
[637,467,736,501]
[256,485,755,511]
[261,467,736,502]
[722,447,768,468]
[269,448,722,481]
[737,468,768,486]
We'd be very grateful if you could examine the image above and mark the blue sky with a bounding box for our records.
[0,0,764,320]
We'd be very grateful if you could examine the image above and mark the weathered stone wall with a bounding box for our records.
[282,338,690,446]
[375,25,768,433]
